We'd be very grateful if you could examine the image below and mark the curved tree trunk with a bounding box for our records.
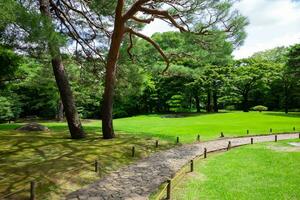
[101,2,125,139]
[39,0,85,139]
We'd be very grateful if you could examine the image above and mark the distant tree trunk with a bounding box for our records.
[101,4,125,139]
[242,92,249,112]
[206,90,213,112]
[213,91,218,112]
[284,83,289,114]
[39,0,85,139]
[195,95,201,113]
[57,100,64,121]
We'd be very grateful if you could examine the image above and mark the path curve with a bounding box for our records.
[66,133,299,200]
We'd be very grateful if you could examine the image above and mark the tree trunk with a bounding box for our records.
[206,90,212,112]
[195,95,201,113]
[39,0,85,139]
[57,100,64,121]
[242,93,249,112]
[284,83,289,114]
[213,91,218,112]
[101,4,125,139]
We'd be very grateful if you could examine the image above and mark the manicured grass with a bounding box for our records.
[0,111,299,199]
[112,111,300,142]
[172,139,300,200]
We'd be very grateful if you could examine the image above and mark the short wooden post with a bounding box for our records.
[166,179,172,199]
[197,134,200,142]
[227,141,231,151]
[94,160,99,173]
[275,135,278,142]
[204,148,207,158]
[176,137,179,144]
[220,132,224,138]
[299,133,300,139]
[30,181,35,200]
[251,138,253,144]
[270,128,272,133]
[247,130,249,134]
[132,146,135,157]
[190,160,194,172]
[155,140,159,148]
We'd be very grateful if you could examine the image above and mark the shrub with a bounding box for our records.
[225,105,235,111]
[167,94,185,112]
[0,96,21,122]
[252,105,268,112]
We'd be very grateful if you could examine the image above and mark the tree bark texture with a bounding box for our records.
[39,0,85,139]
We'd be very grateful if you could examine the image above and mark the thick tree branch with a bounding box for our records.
[131,16,154,24]
[125,28,170,73]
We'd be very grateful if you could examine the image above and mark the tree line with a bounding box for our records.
[0,0,299,139]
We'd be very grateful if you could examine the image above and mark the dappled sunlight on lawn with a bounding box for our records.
[0,126,174,199]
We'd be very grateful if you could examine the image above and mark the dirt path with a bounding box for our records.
[66,133,299,200]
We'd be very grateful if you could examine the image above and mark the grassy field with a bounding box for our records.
[0,111,299,199]
[111,111,300,142]
[172,139,300,200]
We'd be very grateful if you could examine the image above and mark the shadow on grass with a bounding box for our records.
[0,124,175,200]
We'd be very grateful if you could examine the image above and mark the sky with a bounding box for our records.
[141,0,300,59]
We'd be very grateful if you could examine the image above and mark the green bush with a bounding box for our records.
[0,96,21,122]
[252,105,268,112]
[225,105,236,111]
[167,94,185,112]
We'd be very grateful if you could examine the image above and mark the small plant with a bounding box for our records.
[252,105,268,112]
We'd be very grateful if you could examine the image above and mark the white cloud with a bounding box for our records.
[233,0,300,58]
[141,0,300,59]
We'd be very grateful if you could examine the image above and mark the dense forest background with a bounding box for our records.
[1,31,300,122]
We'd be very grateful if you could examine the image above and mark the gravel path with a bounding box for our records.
[66,133,299,200]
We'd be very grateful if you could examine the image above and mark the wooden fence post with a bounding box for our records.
[190,160,194,172]
[227,141,231,151]
[155,140,159,148]
[176,137,179,144]
[132,146,135,157]
[197,134,200,142]
[275,135,278,142]
[30,181,35,200]
[204,148,207,158]
[95,160,99,173]
[251,138,253,144]
[167,179,172,199]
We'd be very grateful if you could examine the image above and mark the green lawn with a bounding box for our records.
[111,111,300,142]
[0,111,299,199]
[172,139,300,200]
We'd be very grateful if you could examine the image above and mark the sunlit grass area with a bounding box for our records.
[172,139,300,200]
[0,111,299,199]
[111,111,300,142]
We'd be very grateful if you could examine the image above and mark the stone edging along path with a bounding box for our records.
[66,133,299,200]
